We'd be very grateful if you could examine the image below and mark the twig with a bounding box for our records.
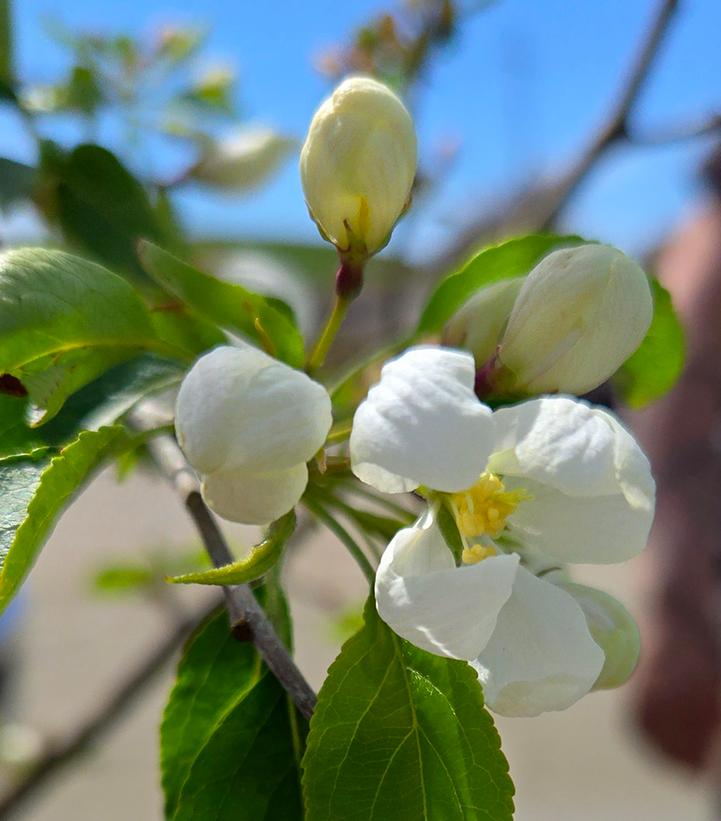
[0,597,220,819]
[423,0,684,275]
[136,419,317,721]
[627,113,721,146]
[537,0,680,229]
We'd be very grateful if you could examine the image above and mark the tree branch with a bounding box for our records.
[136,418,317,721]
[0,598,220,820]
[423,0,684,276]
[537,0,680,229]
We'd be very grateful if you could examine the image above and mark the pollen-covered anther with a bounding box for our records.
[450,472,530,539]
[462,543,497,565]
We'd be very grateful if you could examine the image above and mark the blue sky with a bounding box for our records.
[4,0,721,261]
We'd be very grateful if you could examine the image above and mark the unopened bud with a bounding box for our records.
[497,244,653,395]
[300,76,417,259]
[190,126,295,191]
[175,344,332,524]
[561,582,640,690]
[444,278,522,364]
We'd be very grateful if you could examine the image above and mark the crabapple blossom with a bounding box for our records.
[350,346,655,716]
[175,343,332,525]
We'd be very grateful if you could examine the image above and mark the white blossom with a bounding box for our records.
[350,346,655,716]
[176,343,332,524]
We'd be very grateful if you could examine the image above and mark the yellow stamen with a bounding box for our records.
[449,472,530,540]
[462,543,497,565]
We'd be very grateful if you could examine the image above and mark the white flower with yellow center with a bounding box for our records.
[350,346,655,716]
[176,343,332,525]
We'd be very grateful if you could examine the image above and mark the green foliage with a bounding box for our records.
[0,0,12,88]
[0,158,36,211]
[0,248,177,422]
[91,548,209,597]
[302,600,514,821]
[38,142,168,279]
[416,234,584,336]
[93,564,156,594]
[161,604,306,820]
[614,277,685,408]
[138,240,305,367]
[168,512,296,586]
[0,425,140,614]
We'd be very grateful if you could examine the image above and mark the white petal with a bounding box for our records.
[507,476,653,564]
[176,345,268,474]
[176,344,332,475]
[473,567,604,716]
[375,507,519,660]
[201,463,308,525]
[498,401,654,564]
[350,346,494,493]
[489,397,619,497]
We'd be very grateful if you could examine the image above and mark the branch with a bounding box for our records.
[422,0,683,275]
[537,0,680,229]
[627,113,721,146]
[0,598,220,819]
[135,416,317,721]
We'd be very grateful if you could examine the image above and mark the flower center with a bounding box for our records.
[447,471,531,565]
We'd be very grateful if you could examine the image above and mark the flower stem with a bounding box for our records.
[302,495,376,584]
[307,294,351,373]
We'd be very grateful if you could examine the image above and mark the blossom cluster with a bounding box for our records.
[174,75,656,718]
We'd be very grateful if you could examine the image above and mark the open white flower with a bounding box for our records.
[350,346,655,716]
[176,343,332,525]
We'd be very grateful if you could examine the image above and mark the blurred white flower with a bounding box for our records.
[350,346,654,715]
[190,125,295,191]
[176,343,332,524]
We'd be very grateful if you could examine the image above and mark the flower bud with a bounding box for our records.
[190,126,295,191]
[443,278,523,364]
[560,582,640,690]
[175,343,332,524]
[497,244,653,395]
[300,76,417,258]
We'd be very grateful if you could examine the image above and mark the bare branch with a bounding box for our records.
[135,418,317,721]
[0,598,220,820]
[536,0,680,229]
[423,0,683,275]
[627,113,721,146]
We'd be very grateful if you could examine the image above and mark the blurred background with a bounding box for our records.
[1,0,721,818]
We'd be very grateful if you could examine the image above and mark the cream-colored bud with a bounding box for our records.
[300,76,417,257]
[561,582,640,690]
[444,278,523,364]
[190,126,295,191]
[498,244,653,395]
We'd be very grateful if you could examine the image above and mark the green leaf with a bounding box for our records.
[0,354,182,459]
[0,248,165,378]
[139,240,305,367]
[39,142,167,279]
[0,0,13,88]
[614,277,685,408]
[0,425,139,614]
[0,158,36,211]
[168,512,296,586]
[21,348,135,427]
[92,564,156,595]
[0,248,179,424]
[416,234,584,336]
[302,600,514,821]
[161,603,306,820]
